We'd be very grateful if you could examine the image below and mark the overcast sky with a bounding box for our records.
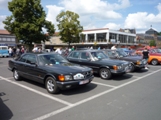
[0,0,161,33]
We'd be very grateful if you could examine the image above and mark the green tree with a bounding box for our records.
[149,40,156,46]
[56,10,83,48]
[3,0,55,51]
[158,32,161,36]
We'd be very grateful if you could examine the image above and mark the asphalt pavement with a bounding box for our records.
[0,57,161,120]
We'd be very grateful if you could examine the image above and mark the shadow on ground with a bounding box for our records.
[0,92,13,120]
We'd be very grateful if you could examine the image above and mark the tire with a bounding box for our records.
[129,64,135,72]
[151,59,158,65]
[45,77,60,94]
[13,69,21,81]
[99,68,111,80]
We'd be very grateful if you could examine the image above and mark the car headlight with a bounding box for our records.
[136,60,141,65]
[58,75,72,81]
[113,65,122,70]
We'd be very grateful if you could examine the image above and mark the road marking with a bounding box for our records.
[92,81,116,88]
[33,69,161,120]
[0,76,72,106]
[6,77,14,79]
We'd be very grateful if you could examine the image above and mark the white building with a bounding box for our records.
[80,28,136,45]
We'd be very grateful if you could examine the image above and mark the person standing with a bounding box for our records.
[111,45,117,50]
[71,46,75,51]
[142,47,149,69]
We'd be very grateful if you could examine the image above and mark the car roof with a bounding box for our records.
[25,52,57,56]
[74,49,102,52]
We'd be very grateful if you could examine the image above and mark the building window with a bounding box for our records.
[11,38,15,41]
[7,38,11,41]
[2,38,6,41]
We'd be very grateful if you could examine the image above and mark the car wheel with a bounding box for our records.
[45,77,60,94]
[151,59,158,65]
[130,64,135,72]
[99,68,111,80]
[13,69,21,81]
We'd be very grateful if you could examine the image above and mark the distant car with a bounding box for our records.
[148,53,161,65]
[66,50,130,79]
[103,49,147,72]
[8,52,94,94]
[0,46,9,57]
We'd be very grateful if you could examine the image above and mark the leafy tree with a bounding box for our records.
[149,40,156,46]
[158,32,161,36]
[3,0,55,50]
[56,10,83,48]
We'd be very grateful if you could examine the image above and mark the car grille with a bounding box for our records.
[82,71,91,79]
[122,63,129,70]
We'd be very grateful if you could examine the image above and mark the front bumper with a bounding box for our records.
[135,64,145,68]
[56,75,94,90]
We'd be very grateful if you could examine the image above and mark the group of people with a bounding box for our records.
[8,46,25,57]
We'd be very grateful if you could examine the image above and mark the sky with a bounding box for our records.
[0,0,161,33]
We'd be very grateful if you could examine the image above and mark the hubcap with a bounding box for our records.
[14,70,19,79]
[152,60,157,65]
[101,70,108,78]
[47,80,54,92]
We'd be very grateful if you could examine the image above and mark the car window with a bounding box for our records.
[72,52,80,58]
[91,51,108,60]
[26,55,36,64]
[107,51,116,57]
[81,52,90,60]
[38,54,68,65]
[19,55,28,62]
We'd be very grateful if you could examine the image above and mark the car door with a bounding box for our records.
[24,54,42,82]
[67,51,81,64]
[16,54,29,77]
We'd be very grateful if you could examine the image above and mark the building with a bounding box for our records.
[47,28,137,49]
[0,30,16,46]
[136,28,161,48]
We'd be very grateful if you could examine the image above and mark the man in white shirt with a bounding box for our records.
[32,45,38,52]
[111,45,117,50]
[55,47,62,54]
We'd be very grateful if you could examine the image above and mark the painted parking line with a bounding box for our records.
[33,69,161,120]
[92,81,116,88]
[0,76,72,106]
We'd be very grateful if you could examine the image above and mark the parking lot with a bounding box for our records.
[1,57,161,120]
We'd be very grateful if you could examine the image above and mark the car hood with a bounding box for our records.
[99,58,128,65]
[121,55,142,61]
[43,62,91,74]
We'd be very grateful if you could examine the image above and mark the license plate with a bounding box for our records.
[79,79,89,85]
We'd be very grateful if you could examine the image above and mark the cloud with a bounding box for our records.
[46,0,131,31]
[0,15,6,29]
[59,0,130,19]
[124,3,161,32]
[103,23,121,30]
[0,0,11,10]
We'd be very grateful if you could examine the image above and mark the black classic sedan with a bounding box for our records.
[66,50,131,79]
[8,52,94,94]
[103,49,147,72]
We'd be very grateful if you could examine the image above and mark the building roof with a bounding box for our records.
[145,28,158,35]
[82,28,109,32]
[0,29,10,35]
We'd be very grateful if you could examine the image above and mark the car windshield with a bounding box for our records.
[38,54,68,65]
[155,49,161,53]
[91,51,108,60]
[116,51,128,57]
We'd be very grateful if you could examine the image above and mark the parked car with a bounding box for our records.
[8,52,94,94]
[66,50,131,79]
[102,49,147,72]
[0,46,9,57]
[148,53,161,65]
